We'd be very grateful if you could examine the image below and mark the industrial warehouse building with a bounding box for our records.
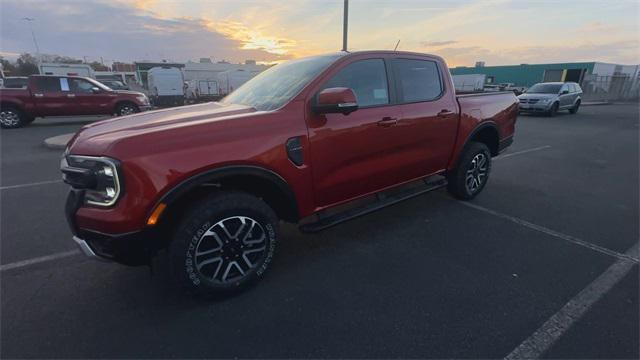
[450,61,640,101]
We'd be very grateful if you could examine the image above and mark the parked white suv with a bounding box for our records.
[518,82,582,116]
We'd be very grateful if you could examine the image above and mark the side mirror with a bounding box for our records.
[561,90,569,95]
[91,87,101,94]
[313,87,358,115]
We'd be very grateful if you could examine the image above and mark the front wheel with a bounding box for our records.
[0,107,27,129]
[447,142,492,200]
[169,191,278,295]
[115,102,139,117]
[547,102,559,117]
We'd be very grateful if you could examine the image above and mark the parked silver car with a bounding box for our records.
[517,82,582,116]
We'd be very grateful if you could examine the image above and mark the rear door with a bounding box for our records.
[31,77,74,116]
[390,57,459,174]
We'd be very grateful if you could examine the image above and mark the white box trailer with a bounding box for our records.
[39,63,95,78]
[147,66,185,106]
[218,69,263,95]
[452,74,486,92]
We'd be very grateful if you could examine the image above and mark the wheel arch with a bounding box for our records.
[463,121,500,157]
[152,165,300,232]
[0,100,24,111]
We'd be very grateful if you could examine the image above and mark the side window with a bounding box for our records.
[574,83,582,93]
[561,84,570,93]
[391,59,442,103]
[322,59,389,107]
[36,77,62,93]
[69,78,95,94]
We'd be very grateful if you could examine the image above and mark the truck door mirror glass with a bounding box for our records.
[313,87,358,115]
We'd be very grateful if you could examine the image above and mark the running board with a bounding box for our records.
[299,177,448,233]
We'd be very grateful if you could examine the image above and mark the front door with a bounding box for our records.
[68,78,114,115]
[558,83,573,109]
[307,57,412,208]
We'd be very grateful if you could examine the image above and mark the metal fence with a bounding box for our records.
[581,74,640,102]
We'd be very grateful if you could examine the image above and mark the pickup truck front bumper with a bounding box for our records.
[65,189,152,266]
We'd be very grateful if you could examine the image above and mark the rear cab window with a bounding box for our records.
[391,58,443,103]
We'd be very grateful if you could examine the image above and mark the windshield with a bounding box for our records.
[85,78,112,91]
[222,54,343,111]
[527,83,562,94]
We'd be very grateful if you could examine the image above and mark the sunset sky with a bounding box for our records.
[1,0,638,67]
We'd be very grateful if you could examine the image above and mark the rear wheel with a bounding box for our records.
[0,107,27,129]
[547,102,559,117]
[447,142,492,200]
[569,100,580,114]
[115,102,139,117]
[169,191,278,295]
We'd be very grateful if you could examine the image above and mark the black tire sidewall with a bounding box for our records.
[116,103,139,116]
[0,107,25,129]
[548,102,558,117]
[448,142,492,200]
[170,192,278,295]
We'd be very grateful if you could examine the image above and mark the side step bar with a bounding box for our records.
[299,177,448,233]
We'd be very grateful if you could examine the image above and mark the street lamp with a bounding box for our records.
[21,17,41,64]
[342,0,349,52]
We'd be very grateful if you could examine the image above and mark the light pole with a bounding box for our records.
[22,17,41,64]
[342,0,349,52]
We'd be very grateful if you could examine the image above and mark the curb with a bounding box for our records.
[43,133,74,150]
[582,102,611,106]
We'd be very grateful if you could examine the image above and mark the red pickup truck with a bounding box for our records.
[0,75,150,128]
[61,51,517,294]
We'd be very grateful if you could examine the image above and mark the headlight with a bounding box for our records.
[61,155,122,207]
[539,98,550,104]
[137,95,149,104]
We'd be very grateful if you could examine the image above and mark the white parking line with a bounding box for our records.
[505,242,639,359]
[0,250,79,272]
[459,201,639,263]
[0,179,63,190]
[496,145,552,160]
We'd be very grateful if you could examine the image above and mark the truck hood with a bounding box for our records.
[68,102,256,154]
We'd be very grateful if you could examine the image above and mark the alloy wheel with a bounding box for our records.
[0,110,20,127]
[465,153,488,194]
[119,106,136,116]
[194,216,268,284]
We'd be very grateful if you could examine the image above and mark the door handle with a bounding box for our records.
[67,94,76,98]
[377,117,398,127]
[34,93,44,98]
[437,109,454,117]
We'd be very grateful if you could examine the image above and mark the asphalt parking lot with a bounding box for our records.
[1,105,638,358]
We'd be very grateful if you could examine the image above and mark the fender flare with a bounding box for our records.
[460,121,499,154]
[154,165,299,220]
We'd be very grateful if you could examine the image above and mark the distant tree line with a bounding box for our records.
[1,53,110,76]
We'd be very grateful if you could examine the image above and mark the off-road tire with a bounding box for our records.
[169,191,278,296]
[446,142,492,200]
